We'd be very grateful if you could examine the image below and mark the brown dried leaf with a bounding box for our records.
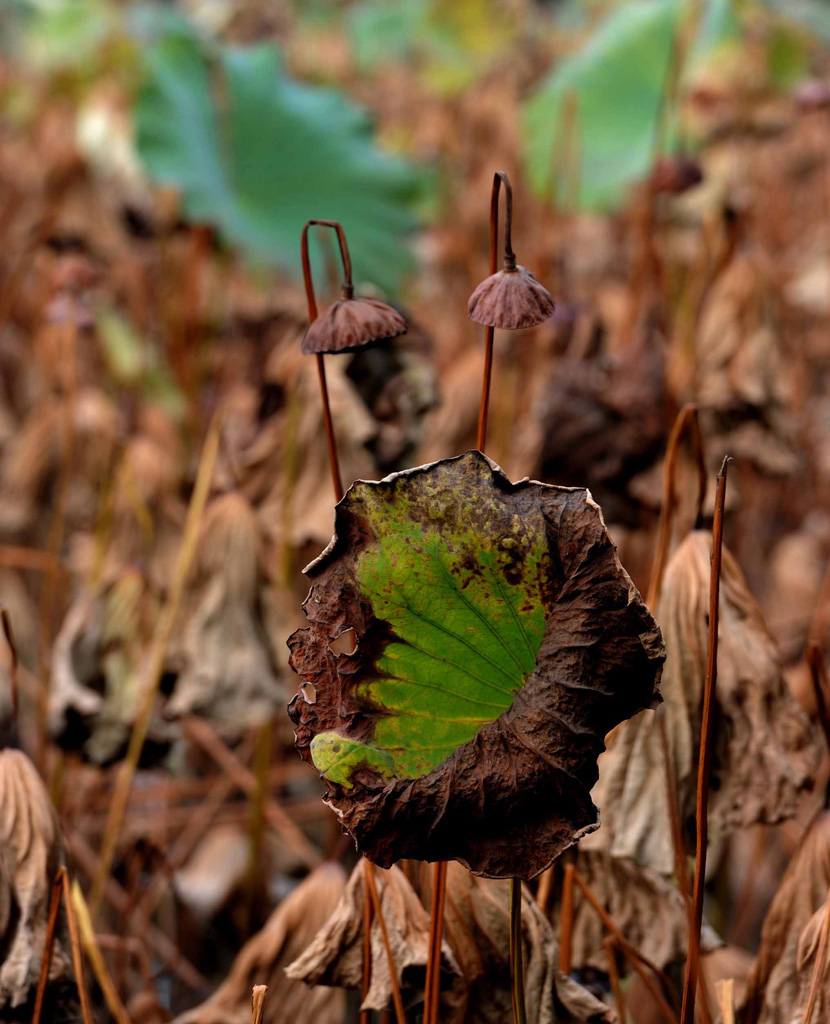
[174,862,347,1024]
[286,859,459,1012]
[740,814,830,1024]
[288,451,664,878]
[549,849,721,974]
[164,491,282,726]
[535,351,666,526]
[588,529,820,875]
[0,749,69,1009]
[288,859,606,1023]
[439,863,608,1024]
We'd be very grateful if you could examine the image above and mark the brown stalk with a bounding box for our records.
[251,984,268,1024]
[0,545,63,574]
[604,938,627,1024]
[807,642,830,755]
[647,402,707,610]
[715,978,735,1024]
[803,885,830,1024]
[619,943,678,1024]
[570,867,679,1022]
[89,415,222,919]
[69,831,207,990]
[510,877,527,1024]
[1,607,18,730]
[53,868,95,1024]
[679,456,730,1024]
[136,733,258,921]
[71,879,131,1024]
[361,859,374,1024]
[181,716,321,867]
[95,934,154,988]
[245,719,274,926]
[301,219,352,501]
[31,869,64,1024]
[424,859,448,1024]
[364,862,407,1024]
[558,862,575,975]
[658,710,690,904]
[476,171,512,453]
[36,319,78,770]
[536,864,555,915]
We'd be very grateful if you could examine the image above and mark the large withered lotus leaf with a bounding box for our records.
[301,298,406,355]
[287,451,664,878]
[467,267,555,330]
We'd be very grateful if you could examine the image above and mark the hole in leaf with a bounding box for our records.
[301,681,317,705]
[329,629,357,657]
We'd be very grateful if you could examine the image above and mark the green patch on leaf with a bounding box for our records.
[311,494,548,785]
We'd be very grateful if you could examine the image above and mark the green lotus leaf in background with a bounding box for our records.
[287,451,664,878]
[522,0,741,212]
[135,18,424,293]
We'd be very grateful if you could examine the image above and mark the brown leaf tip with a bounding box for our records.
[467,266,555,330]
[301,298,407,355]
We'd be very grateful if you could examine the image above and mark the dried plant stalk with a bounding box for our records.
[89,414,222,918]
[680,457,729,1024]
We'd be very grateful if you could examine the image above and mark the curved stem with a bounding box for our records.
[301,220,353,500]
[647,402,707,610]
[477,171,514,454]
[679,456,730,1024]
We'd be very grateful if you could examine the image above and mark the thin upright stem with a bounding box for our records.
[510,878,527,1024]
[802,884,830,1024]
[807,642,830,756]
[251,985,268,1024]
[476,171,514,454]
[558,862,575,975]
[301,219,353,502]
[647,402,707,610]
[31,871,63,1024]
[679,456,730,1024]
[424,860,449,1024]
[61,868,95,1024]
[89,418,222,919]
[604,938,627,1024]
[364,863,407,1024]
[1,608,18,732]
[317,354,344,500]
[361,859,374,1024]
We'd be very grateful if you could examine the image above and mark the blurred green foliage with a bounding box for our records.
[135,17,424,294]
[346,0,517,94]
[522,0,743,212]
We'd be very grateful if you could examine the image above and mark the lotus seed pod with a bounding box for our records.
[467,261,555,331]
[302,287,407,355]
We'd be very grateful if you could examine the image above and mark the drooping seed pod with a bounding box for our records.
[301,221,406,355]
[300,219,408,500]
[301,288,406,354]
[467,173,555,332]
[467,259,555,330]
